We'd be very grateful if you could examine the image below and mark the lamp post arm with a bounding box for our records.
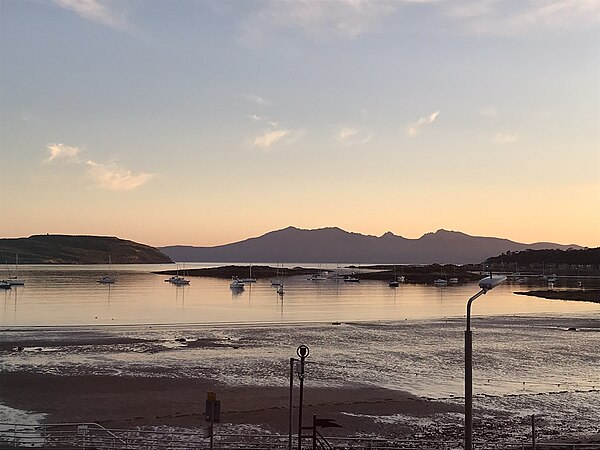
[466,289,486,331]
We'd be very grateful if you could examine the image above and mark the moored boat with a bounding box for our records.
[230,277,245,289]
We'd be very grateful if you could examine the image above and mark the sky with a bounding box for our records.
[1,0,599,248]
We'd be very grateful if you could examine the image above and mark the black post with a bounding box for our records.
[465,289,485,450]
[532,414,536,450]
[210,401,215,450]
[465,329,473,450]
[296,345,310,450]
[312,414,317,450]
[289,357,295,450]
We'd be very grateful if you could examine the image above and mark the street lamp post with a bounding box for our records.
[296,345,310,450]
[465,275,506,450]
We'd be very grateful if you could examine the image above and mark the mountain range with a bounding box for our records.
[160,227,582,264]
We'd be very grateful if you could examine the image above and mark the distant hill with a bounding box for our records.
[160,226,581,264]
[0,235,172,264]
[486,247,600,267]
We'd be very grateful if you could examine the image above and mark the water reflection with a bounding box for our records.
[0,266,598,327]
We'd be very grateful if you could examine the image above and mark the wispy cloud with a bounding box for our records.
[53,0,130,32]
[254,129,289,149]
[335,126,373,145]
[240,0,397,45]
[43,142,154,191]
[444,0,600,35]
[85,160,154,191]
[491,133,519,145]
[46,143,81,162]
[244,94,270,106]
[407,111,440,137]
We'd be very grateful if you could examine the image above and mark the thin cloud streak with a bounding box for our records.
[445,0,600,35]
[253,129,289,149]
[407,111,440,137]
[43,143,154,191]
[53,0,130,32]
[335,126,373,145]
[244,94,270,106]
[239,0,397,45]
[491,133,519,145]
[85,160,155,191]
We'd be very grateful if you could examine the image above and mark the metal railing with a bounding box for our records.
[0,422,598,450]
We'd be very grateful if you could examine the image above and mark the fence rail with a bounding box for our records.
[0,422,598,450]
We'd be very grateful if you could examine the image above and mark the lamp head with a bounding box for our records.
[479,275,507,292]
[297,344,310,358]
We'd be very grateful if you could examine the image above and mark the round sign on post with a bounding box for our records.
[296,345,310,358]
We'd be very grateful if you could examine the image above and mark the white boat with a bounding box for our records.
[389,266,403,287]
[97,254,116,284]
[449,277,459,284]
[433,279,448,286]
[271,264,283,286]
[97,276,116,285]
[5,255,25,286]
[547,274,558,284]
[277,285,285,295]
[309,273,328,281]
[230,277,245,289]
[240,265,257,283]
[171,277,190,286]
[6,276,25,286]
[344,276,360,283]
[0,281,11,290]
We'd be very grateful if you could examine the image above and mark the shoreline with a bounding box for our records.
[514,289,600,303]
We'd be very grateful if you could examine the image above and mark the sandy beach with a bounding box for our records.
[1,317,599,444]
[0,371,461,438]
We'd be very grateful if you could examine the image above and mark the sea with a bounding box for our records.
[1,263,599,442]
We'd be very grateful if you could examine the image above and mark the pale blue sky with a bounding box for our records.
[1,0,599,247]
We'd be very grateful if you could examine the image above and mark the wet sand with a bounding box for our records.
[0,371,460,437]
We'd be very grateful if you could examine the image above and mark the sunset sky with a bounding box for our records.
[1,0,599,248]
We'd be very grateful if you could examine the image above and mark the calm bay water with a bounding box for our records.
[1,264,599,327]
[1,265,599,440]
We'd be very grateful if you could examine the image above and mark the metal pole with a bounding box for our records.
[289,357,295,450]
[312,414,317,450]
[296,345,309,450]
[210,401,215,450]
[465,289,486,450]
[298,356,305,450]
[532,414,536,450]
[465,328,473,450]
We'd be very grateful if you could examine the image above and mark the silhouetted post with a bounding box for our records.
[465,276,506,450]
[312,414,317,450]
[205,392,220,450]
[289,357,295,450]
[532,414,536,450]
[296,345,310,450]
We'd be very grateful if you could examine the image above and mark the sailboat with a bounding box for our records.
[271,264,282,287]
[433,265,448,286]
[5,255,25,286]
[388,266,399,288]
[240,264,257,283]
[97,255,116,284]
